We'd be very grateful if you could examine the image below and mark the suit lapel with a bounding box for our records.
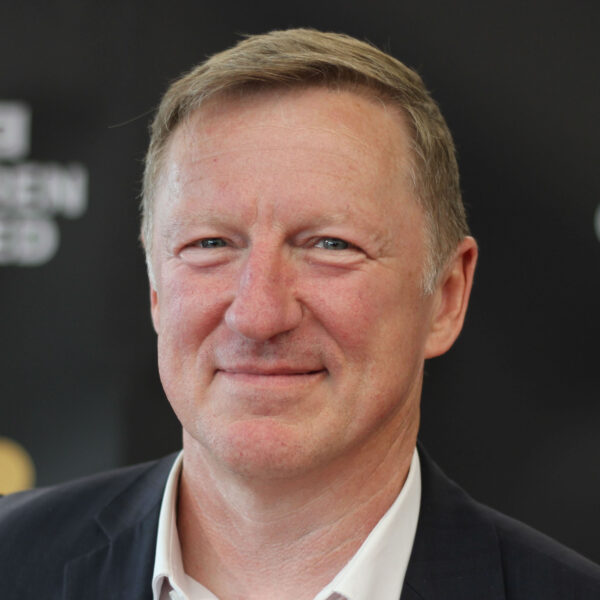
[400,446,506,600]
[63,454,177,600]
[63,515,159,600]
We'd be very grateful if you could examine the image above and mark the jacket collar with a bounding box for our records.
[63,453,177,600]
[401,445,506,600]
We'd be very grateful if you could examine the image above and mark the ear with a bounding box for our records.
[424,236,478,359]
[150,285,160,334]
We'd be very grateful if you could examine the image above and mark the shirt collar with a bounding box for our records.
[314,449,421,600]
[152,451,182,599]
[152,449,421,600]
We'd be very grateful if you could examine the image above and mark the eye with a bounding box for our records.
[196,238,228,248]
[179,236,232,268]
[314,237,352,250]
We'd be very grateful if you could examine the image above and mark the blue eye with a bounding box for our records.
[316,237,350,250]
[198,238,227,248]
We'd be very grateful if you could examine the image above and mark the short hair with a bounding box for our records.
[141,28,470,293]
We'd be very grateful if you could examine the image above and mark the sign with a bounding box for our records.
[0,102,88,266]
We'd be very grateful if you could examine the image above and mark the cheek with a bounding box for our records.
[308,273,431,408]
[159,270,229,332]
[309,276,411,352]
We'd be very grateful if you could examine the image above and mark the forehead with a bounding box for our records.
[164,85,413,183]
[153,86,421,244]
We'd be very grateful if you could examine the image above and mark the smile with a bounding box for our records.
[215,368,327,387]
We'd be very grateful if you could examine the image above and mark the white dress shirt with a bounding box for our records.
[152,450,421,600]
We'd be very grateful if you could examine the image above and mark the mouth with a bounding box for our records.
[215,367,327,386]
[219,366,325,375]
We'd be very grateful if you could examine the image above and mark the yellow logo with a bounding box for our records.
[0,436,35,494]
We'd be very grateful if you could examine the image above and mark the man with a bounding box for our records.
[1,28,599,600]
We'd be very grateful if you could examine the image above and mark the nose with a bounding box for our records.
[224,245,303,341]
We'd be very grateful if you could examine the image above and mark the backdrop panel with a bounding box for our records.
[1,0,598,563]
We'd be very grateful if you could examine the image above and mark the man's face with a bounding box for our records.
[150,87,441,479]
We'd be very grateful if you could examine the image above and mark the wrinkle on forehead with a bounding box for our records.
[172,86,411,172]
[173,126,396,174]
[154,86,416,210]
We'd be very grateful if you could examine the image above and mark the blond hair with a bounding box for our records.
[141,28,469,292]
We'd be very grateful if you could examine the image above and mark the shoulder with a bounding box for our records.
[0,456,170,528]
[482,503,600,598]
[0,454,176,593]
[415,446,600,599]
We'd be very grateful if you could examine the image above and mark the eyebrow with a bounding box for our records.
[158,205,396,258]
[161,206,362,235]
[159,211,229,244]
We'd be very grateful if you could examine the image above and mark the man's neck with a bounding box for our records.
[177,419,418,600]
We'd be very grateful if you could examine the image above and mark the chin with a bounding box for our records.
[196,417,331,481]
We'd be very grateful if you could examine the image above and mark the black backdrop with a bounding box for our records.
[1,1,599,563]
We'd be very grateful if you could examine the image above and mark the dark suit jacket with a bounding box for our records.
[1,448,599,599]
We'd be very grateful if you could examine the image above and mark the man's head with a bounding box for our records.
[141,28,469,294]
[144,29,477,480]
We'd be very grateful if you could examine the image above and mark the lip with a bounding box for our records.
[217,366,325,376]
[215,367,327,386]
